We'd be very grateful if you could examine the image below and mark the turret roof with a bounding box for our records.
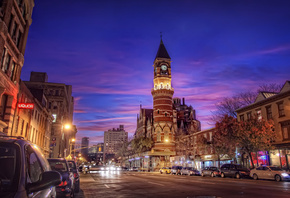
[155,39,171,60]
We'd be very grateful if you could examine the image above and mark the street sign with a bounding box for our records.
[18,103,34,109]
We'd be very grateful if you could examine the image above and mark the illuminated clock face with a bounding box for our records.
[161,65,167,70]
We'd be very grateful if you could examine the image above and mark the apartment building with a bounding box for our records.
[236,80,290,169]
[0,0,34,134]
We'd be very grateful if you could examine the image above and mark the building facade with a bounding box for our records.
[12,80,53,157]
[24,72,76,158]
[236,80,290,170]
[0,0,34,134]
[81,137,89,161]
[104,125,128,163]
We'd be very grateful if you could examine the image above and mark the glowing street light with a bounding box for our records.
[64,124,71,130]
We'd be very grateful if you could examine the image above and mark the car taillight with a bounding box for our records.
[74,173,78,178]
[59,180,68,186]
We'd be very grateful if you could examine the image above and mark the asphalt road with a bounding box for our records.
[75,171,290,198]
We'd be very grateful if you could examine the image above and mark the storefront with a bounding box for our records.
[249,149,290,170]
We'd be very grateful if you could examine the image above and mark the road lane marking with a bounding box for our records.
[148,182,165,186]
[104,184,110,188]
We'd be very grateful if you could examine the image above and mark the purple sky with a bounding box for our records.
[21,0,290,145]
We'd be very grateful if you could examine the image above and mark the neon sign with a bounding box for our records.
[18,103,34,109]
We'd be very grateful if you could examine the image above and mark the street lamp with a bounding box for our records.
[64,124,71,130]
[70,138,75,158]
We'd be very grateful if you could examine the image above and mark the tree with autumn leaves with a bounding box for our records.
[212,115,276,168]
[212,115,237,168]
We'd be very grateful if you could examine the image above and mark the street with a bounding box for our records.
[75,171,290,198]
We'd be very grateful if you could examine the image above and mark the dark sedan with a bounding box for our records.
[220,164,250,179]
[48,158,75,197]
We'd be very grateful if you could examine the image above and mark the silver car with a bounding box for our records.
[250,166,290,182]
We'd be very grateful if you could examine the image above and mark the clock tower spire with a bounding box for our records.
[151,38,175,155]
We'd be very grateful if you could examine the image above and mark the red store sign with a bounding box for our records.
[18,103,34,109]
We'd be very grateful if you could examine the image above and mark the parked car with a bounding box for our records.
[48,158,75,197]
[220,164,250,179]
[129,167,139,171]
[250,166,290,182]
[201,166,220,177]
[159,167,171,174]
[181,167,200,176]
[68,160,80,193]
[0,135,61,198]
[171,166,183,175]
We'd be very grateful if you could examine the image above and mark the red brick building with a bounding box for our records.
[0,0,34,134]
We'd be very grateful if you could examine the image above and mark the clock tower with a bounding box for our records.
[151,39,175,155]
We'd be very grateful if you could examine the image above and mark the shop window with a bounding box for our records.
[280,150,287,170]
[269,150,281,167]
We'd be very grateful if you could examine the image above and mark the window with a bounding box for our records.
[256,109,262,120]
[10,61,15,80]
[157,131,161,142]
[0,94,8,120]
[20,120,24,135]
[14,117,19,134]
[266,105,272,120]
[26,146,43,183]
[240,114,244,121]
[0,48,6,70]
[25,123,28,138]
[247,112,251,120]
[277,102,285,117]
[281,121,290,140]
[8,14,13,32]
[16,31,22,47]
[11,21,17,39]
[3,52,11,73]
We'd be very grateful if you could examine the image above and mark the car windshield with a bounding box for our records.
[270,166,283,171]
[48,161,68,172]
[0,143,19,192]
